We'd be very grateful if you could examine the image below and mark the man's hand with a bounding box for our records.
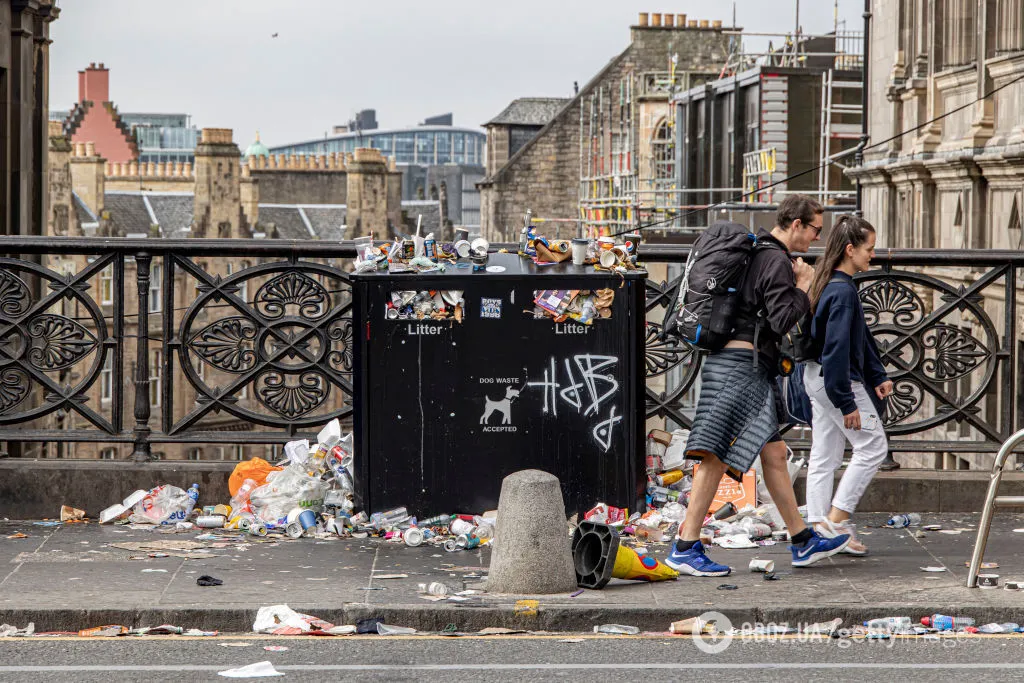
[875,380,894,400]
[793,257,815,292]
[844,408,862,430]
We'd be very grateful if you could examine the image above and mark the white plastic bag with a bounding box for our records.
[129,485,190,525]
[662,429,690,471]
[249,464,328,524]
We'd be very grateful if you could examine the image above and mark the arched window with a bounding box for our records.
[652,119,675,183]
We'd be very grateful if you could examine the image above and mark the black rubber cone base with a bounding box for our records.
[571,521,621,589]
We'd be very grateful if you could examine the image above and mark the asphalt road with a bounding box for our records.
[2,633,1024,682]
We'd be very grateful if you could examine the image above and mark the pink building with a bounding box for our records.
[64,63,138,163]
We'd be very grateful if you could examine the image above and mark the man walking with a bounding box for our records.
[665,195,850,576]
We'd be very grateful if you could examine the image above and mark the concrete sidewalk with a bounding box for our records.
[1,513,1022,634]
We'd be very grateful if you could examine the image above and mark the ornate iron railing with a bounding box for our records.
[0,238,1019,464]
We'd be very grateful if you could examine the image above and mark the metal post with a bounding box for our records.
[856,0,871,217]
[131,252,153,462]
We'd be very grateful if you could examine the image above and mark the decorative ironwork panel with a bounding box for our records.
[0,257,116,432]
[169,257,353,434]
[643,275,702,428]
[855,267,1004,439]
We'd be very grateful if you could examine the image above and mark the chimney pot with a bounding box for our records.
[699,19,709,28]
[688,20,698,27]
[85,141,96,157]
[712,19,722,28]
[676,13,686,26]
[651,12,662,26]
[182,161,192,176]
[74,142,85,157]
[638,12,648,26]
[173,161,182,177]
[89,62,96,68]
[98,62,104,68]
[664,14,674,27]
[129,161,138,176]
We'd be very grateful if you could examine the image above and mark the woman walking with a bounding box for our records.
[803,215,893,554]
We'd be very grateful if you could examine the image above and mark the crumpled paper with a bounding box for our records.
[218,661,283,678]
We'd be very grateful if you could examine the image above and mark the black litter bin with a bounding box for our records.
[352,252,646,517]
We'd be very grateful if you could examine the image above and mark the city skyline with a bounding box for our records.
[49,0,863,147]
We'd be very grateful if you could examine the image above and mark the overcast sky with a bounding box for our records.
[50,0,864,147]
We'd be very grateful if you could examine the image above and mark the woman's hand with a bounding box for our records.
[844,409,862,430]
[875,380,894,400]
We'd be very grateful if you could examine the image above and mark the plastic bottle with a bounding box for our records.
[886,513,922,528]
[370,507,409,530]
[230,479,258,514]
[183,483,199,518]
[864,617,912,629]
[921,614,976,630]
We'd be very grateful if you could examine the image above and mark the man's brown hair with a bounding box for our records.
[775,194,824,229]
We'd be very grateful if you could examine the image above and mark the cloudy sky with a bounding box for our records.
[50,0,864,147]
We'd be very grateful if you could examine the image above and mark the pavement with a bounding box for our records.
[1,513,1023,635]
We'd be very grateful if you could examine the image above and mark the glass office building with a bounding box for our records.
[268,126,485,167]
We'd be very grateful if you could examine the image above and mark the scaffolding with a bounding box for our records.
[578,75,637,237]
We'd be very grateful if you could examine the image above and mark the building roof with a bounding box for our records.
[147,194,194,233]
[103,192,153,236]
[72,192,98,225]
[267,125,484,153]
[244,131,270,158]
[484,98,572,127]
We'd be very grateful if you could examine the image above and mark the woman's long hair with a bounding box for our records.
[808,214,876,309]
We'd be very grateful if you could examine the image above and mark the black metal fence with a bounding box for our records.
[0,238,1019,465]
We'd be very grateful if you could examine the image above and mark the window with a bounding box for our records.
[188,448,202,461]
[234,445,244,461]
[415,133,434,164]
[150,349,162,407]
[941,0,976,69]
[226,261,249,302]
[652,119,675,183]
[435,133,451,164]
[100,266,113,305]
[100,448,116,460]
[101,353,113,403]
[149,263,161,313]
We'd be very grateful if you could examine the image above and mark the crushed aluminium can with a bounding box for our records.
[285,521,304,539]
[196,515,226,529]
[248,521,268,537]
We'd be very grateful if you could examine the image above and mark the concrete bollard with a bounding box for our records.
[486,469,578,594]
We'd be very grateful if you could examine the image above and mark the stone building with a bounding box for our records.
[32,126,418,461]
[479,13,735,241]
[846,0,1024,469]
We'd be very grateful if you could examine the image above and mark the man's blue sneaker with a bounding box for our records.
[791,530,851,567]
[664,541,732,577]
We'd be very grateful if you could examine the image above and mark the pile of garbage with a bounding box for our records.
[516,209,642,272]
[352,220,491,275]
[532,288,614,324]
[582,428,791,551]
[98,418,496,552]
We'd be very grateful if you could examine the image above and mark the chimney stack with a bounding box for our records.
[78,63,110,103]
[194,128,245,238]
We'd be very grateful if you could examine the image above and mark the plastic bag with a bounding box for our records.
[229,458,283,497]
[249,464,328,524]
[662,429,691,471]
[129,485,190,525]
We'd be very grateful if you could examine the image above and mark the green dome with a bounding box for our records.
[244,131,270,158]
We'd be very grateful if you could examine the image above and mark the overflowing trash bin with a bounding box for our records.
[351,251,647,516]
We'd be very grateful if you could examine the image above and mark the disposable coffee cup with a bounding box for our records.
[598,236,615,251]
[600,250,618,268]
[749,558,775,573]
[623,233,642,256]
[454,240,471,258]
[979,573,1000,589]
[454,228,469,243]
[571,238,588,266]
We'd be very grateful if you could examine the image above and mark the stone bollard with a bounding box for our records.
[486,469,578,594]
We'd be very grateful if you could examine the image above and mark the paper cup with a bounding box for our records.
[598,236,615,251]
[611,245,629,262]
[571,238,588,265]
[600,250,618,268]
[454,239,471,258]
[749,558,775,573]
[471,237,489,254]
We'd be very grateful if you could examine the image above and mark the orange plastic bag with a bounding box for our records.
[229,458,283,497]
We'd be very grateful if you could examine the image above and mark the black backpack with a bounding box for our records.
[664,222,772,351]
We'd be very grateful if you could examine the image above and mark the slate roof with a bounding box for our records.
[103,192,152,236]
[72,192,98,225]
[257,205,312,240]
[400,199,442,236]
[147,194,194,234]
[300,206,347,241]
[484,97,571,127]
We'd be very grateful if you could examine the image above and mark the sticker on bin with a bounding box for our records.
[480,297,502,319]
[387,290,465,323]
[532,289,614,324]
